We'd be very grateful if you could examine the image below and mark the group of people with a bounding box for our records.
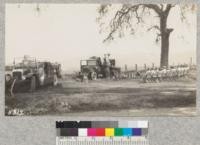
[143,65,190,83]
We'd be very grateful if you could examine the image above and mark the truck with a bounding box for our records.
[5,55,62,95]
[80,54,121,80]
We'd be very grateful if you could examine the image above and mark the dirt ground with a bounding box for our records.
[5,76,196,116]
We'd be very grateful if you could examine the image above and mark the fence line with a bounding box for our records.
[121,63,196,80]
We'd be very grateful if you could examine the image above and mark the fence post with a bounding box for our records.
[135,64,138,72]
[125,64,128,72]
[189,57,192,69]
[152,63,154,69]
[144,64,147,71]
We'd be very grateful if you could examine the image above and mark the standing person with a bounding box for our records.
[157,68,162,82]
[166,67,171,81]
[5,74,15,97]
[103,57,111,79]
[83,73,88,83]
[161,66,167,81]
[143,68,150,83]
[151,68,157,82]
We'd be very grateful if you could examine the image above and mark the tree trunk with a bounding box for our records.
[160,14,173,68]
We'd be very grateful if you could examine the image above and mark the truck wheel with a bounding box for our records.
[30,76,36,92]
[53,75,58,86]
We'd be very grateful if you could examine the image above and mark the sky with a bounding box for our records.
[5,4,196,73]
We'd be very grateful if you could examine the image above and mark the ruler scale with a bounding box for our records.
[56,121,149,145]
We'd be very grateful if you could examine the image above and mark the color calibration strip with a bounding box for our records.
[56,121,149,145]
[57,127,148,137]
[56,121,148,137]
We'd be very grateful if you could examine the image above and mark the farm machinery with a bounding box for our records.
[5,55,62,96]
[79,54,121,80]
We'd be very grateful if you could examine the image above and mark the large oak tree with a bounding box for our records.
[98,4,195,68]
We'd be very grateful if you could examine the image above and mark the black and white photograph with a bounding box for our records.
[5,4,197,116]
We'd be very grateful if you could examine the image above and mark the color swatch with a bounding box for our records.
[56,121,148,137]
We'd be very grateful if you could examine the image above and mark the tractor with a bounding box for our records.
[5,55,62,96]
[79,54,121,80]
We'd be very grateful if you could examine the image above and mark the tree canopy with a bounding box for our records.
[97,4,196,67]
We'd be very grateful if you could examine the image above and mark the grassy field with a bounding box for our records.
[5,76,196,116]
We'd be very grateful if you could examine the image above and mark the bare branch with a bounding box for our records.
[97,4,170,43]
[103,29,116,42]
[103,5,142,41]
[165,4,172,13]
[159,4,164,10]
[143,4,162,15]
[147,25,160,31]
[135,8,141,23]
[155,33,161,43]
[179,4,197,22]
[98,4,111,16]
